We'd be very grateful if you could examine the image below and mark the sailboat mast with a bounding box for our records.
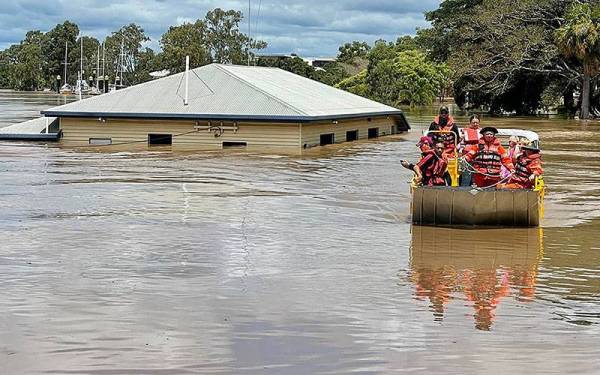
[102,43,105,91]
[63,41,68,85]
[96,44,100,89]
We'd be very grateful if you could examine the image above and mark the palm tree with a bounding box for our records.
[556,3,600,119]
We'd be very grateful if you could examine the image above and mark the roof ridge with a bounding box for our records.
[213,64,309,116]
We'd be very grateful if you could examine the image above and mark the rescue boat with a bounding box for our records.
[410,128,545,227]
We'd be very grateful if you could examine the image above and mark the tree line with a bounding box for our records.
[1,2,598,118]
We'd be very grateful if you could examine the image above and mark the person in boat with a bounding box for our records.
[499,145,543,189]
[428,106,460,157]
[459,115,482,186]
[414,142,448,186]
[401,136,434,171]
[501,135,521,179]
[464,127,515,188]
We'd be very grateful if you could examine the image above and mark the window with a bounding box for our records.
[89,138,112,145]
[346,130,358,142]
[148,134,172,145]
[222,141,247,148]
[368,127,379,139]
[320,133,335,146]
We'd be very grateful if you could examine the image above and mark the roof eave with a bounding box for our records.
[41,110,406,124]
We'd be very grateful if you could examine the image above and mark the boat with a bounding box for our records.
[410,128,546,227]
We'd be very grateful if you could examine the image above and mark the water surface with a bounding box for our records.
[1,92,599,374]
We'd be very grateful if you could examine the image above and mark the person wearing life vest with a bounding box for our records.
[401,136,434,172]
[460,114,482,152]
[464,127,515,188]
[428,106,459,157]
[459,115,483,186]
[501,135,521,179]
[499,145,543,189]
[414,142,448,186]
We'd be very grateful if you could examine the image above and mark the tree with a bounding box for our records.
[204,8,266,64]
[337,41,370,63]
[104,23,151,85]
[42,21,79,85]
[336,69,368,97]
[159,21,210,73]
[13,44,45,90]
[556,2,600,119]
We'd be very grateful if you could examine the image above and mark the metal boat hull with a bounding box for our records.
[412,186,541,227]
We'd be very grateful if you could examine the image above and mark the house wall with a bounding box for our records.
[59,118,302,151]
[59,115,399,151]
[300,116,395,148]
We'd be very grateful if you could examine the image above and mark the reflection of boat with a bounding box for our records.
[411,128,546,227]
[409,226,543,331]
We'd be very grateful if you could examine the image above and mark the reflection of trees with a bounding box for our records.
[409,227,542,331]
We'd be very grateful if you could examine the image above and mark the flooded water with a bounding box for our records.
[1,92,599,374]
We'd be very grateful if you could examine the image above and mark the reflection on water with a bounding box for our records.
[410,226,543,330]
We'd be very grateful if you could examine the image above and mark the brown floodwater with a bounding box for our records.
[1,92,599,374]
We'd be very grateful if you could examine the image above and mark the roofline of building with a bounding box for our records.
[40,110,409,126]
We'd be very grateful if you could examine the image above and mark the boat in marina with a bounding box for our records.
[411,128,546,227]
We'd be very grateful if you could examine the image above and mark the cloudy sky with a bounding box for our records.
[0,0,441,57]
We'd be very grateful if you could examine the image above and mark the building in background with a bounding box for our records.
[42,64,409,151]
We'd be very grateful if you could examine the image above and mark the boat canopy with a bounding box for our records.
[423,128,541,148]
[496,129,540,147]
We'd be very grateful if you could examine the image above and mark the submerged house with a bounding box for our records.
[42,63,409,150]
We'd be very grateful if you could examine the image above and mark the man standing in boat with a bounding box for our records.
[464,127,515,188]
[428,106,460,157]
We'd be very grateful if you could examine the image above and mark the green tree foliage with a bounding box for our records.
[336,40,448,107]
[104,23,151,85]
[555,2,600,119]
[337,41,370,63]
[204,8,267,64]
[160,21,210,73]
[42,21,79,84]
[336,69,368,97]
[419,0,580,114]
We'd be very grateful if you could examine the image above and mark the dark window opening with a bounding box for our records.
[368,127,379,139]
[148,134,172,145]
[89,138,112,145]
[320,133,335,146]
[346,130,358,142]
[223,141,247,148]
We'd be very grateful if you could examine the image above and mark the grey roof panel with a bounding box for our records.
[42,63,403,121]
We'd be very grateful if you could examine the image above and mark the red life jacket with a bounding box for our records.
[430,116,457,150]
[462,128,480,144]
[473,139,502,176]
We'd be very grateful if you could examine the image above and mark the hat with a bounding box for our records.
[417,136,433,146]
[480,126,498,135]
[521,145,540,153]
[439,106,449,115]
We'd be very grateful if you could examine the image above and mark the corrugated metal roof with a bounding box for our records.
[42,63,404,122]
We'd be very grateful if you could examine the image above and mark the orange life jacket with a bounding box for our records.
[472,139,503,176]
[430,116,457,150]
[512,153,542,188]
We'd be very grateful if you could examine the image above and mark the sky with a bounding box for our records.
[0,0,441,57]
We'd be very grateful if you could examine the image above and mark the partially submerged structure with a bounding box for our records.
[41,63,409,150]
